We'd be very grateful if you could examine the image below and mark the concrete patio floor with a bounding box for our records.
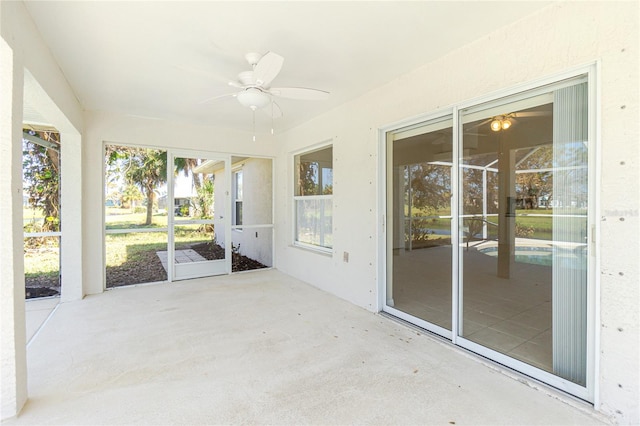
[9,270,605,425]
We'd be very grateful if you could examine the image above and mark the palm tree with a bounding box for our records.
[106,146,167,226]
[127,149,167,225]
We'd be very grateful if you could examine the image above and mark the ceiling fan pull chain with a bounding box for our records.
[271,102,274,135]
[252,109,256,142]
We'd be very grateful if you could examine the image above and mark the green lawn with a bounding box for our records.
[105,209,168,229]
[24,238,59,280]
[407,208,585,241]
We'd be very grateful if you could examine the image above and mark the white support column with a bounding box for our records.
[497,135,516,279]
[0,37,28,420]
[60,132,83,301]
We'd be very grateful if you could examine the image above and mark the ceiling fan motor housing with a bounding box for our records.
[238,71,256,86]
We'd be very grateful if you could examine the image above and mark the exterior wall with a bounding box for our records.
[273,2,639,423]
[1,1,83,419]
[0,34,28,422]
[82,111,276,293]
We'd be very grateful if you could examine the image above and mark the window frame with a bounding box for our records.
[232,168,243,228]
[292,142,333,253]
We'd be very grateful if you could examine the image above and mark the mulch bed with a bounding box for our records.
[190,242,268,272]
[103,242,266,289]
[25,279,60,299]
[27,242,268,295]
[106,249,167,288]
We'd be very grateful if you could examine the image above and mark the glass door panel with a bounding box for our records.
[171,155,229,280]
[386,117,453,334]
[458,80,589,386]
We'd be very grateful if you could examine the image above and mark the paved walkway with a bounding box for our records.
[156,249,207,273]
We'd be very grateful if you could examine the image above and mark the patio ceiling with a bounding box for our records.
[23,1,550,133]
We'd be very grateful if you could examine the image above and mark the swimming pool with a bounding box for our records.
[478,246,554,267]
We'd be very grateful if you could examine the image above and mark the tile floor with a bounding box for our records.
[392,242,555,374]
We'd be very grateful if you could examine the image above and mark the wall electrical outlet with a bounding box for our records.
[343,251,349,263]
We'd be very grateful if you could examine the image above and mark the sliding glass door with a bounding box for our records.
[384,72,594,400]
[385,117,453,336]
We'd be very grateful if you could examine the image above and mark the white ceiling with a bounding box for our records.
[24,1,550,133]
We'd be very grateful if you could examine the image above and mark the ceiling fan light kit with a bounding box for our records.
[490,115,512,132]
[236,88,271,110]
[201,50,330,138]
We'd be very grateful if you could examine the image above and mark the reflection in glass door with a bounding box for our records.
[458,79,590,389]
[169,154,229,280]
[386,117,453,334]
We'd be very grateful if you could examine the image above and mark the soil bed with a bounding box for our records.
[25,278,60,299]
[190,242,268,272]
[29,243,268,294]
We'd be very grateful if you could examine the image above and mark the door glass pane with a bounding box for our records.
[387,117,453,331]
[174,225,220,261]
[459,80,588,385]
[172,157,223,265]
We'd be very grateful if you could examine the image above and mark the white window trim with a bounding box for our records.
[291,141,334,254]
[232,168,243,230]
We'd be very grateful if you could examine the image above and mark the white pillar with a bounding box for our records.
[0,37,28,420]
[60,132,83,301]
[497,136,516,279]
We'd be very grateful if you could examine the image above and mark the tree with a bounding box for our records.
[174,157,215,219]
[410,163,451,213]
[298,161,319,195]
[515,146,553,209]
[22,131,60,232]
[106,145,167,226]
[120,184,143,209]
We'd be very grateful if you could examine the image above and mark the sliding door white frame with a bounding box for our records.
[378,63,599,402]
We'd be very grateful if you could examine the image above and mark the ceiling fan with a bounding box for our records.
[469,111,550,133]
[201,51,330,119]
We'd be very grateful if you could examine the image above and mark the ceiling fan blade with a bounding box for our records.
[270,87,330,101]
[253,51,284,87]
[198,92,236,104]
[465,118,492,131]
[512,111,550,118]
[263,101,283,119]
[228,80,245,89]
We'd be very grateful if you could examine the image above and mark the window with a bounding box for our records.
[294,145,333,250]
[233,170,243,226]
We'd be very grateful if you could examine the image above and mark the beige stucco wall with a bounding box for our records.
[1,1,84,418]
[274,2,639,423]
[215,157,274,267]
